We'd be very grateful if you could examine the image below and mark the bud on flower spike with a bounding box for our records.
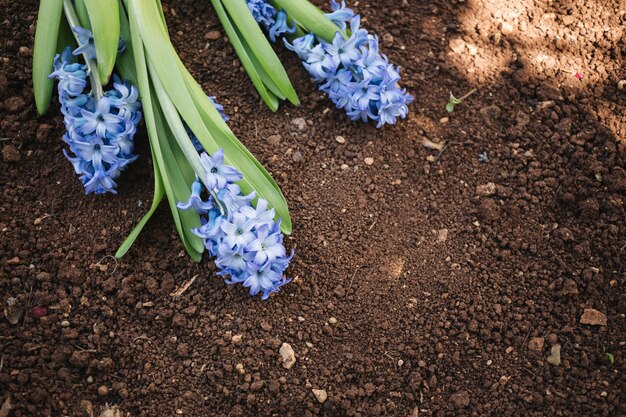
[178,149,293,300]
[246,0,413,127]
[49,27,141,195]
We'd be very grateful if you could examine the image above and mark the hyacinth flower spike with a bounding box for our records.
[178,149,293,300]
[222,0,413,127]
[43,1,141,195]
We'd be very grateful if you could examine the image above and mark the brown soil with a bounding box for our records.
[1,0,625,416]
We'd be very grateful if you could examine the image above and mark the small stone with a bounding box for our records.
[527,337,544,352]
[333,286,346,297]
[312,389,328,403]
[268,379,280,394]
[267,134,281,146]
[617,80,626,90]
[260,321,272,331]
[499,22,514,35]
[340,164,349,170]
[449,390,470,409]
[335,135,346,144]
[7,256,20,264]
[86,376,94,384]
[328,317,337,324]
[18,46,30,57]
[364,157,374,166]
[547,344,561,365]
[580,308,607,326]
[61,320,70,327]
[250,380,264,391]
[235,363,245,374]
[439,117,449,124]
[291,117,307,131]
[279,343,296,369]
[437,229,448,242]
[2,145,20,162]
[81,400,94,416]
[4,96,26,113]
[292,151,303,162]
[547,333,558,345]
[476,182,497,196]
[449,38,466,54]
[177,343,190,357]
[206,30,221,40]
[382,33,394,46]
[98,385,109,396]
[479,105,501,124]
[232,334,243,345]
[478,198,500,221]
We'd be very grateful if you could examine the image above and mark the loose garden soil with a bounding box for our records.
[1,0,625,416]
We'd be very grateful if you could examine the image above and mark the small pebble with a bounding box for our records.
[312,389,328,403]
[61,320,70,327]
[617,80,626,90]
[335,135,346,144]
[364,157,374,165]
[206,30,221,40]
[279,343,296,369]
[2,145,21,163]
[231,334,243,345]
[328,317,337,324]
[98,385,109,396]
[440,117,449,124]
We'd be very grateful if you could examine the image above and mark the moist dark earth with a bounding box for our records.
[1,0,626,416]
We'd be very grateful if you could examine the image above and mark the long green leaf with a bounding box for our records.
[210,0,279,111]
[273,0,342,43]
[115,0,138,86]
[73,0,91,29]
[125,4,202,260]
[181,70,293,234]
[151,101,205,256]
[32,0,64,115]
[222,0,299,105]
[132,0,292,234]
[115,161,165,258]
[83,0,120,83]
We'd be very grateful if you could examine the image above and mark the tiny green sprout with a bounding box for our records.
[446,88,477,113]
[605,352,615,365]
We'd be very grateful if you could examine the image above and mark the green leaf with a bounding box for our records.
[273,0,343,43]
[73,0,92,29]
[445,102,455,113]
[210,0,279,111]
[182,72,293,234]
[115,162,165,258]
[115,0,138,86]
[123,4,202,260]
[32,0,64,115]
[221,0,299,106]
[606,352,615,365]
[131,0,292,234]
[83,0,120,83]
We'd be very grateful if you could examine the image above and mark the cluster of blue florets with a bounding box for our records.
[245,0,296,42]
[178,149,292,300]
[249,0,413,127]
[49,28,140,194]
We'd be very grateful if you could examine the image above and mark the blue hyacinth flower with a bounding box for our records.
[177,149,293,300]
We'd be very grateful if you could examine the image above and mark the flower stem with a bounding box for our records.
[459,88,477,101]
[62,0,104,100]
